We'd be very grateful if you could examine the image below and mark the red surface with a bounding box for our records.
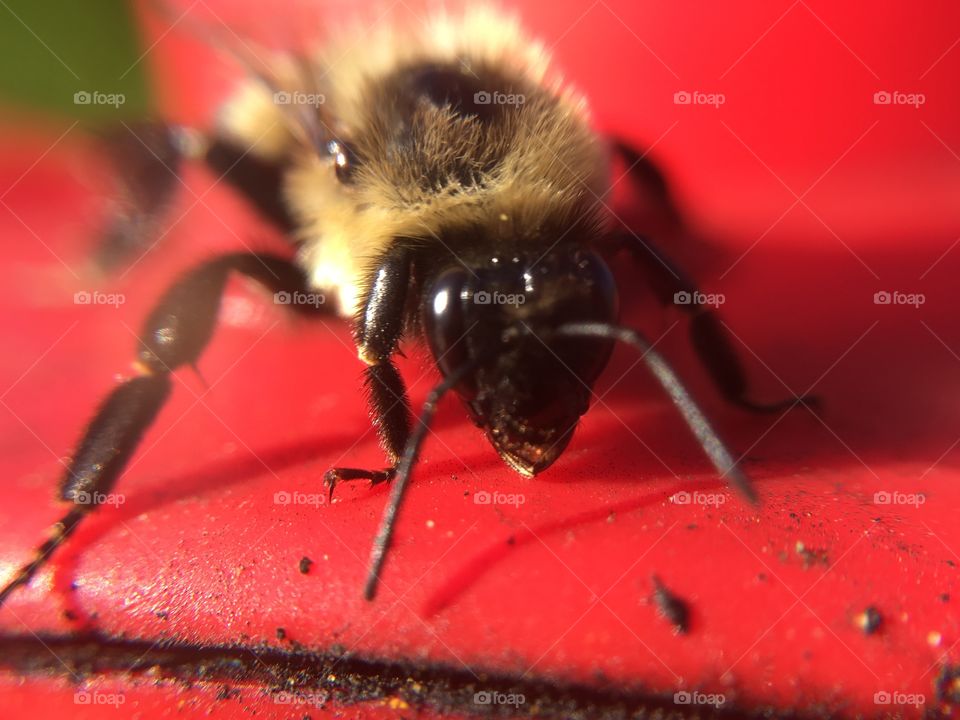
[1,1,959,717]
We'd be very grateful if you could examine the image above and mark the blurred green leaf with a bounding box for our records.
[0,0,152,123]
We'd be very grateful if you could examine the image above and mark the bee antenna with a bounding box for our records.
[364,360,478,601]
[556,321,758,505]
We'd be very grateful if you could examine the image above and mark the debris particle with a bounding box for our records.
[276,628,287,641]
[387,697,410,710]
[935,665,960,705]
[651,575,690,634]
[298,556,313,575]
[426,519,436,529]
[506,535,516,546]
[928,631,943,647]
[795,541,829,568]
[940,593,951,603]
[855,606,882,635]
[216,684,240,701]
[606,512,616,524]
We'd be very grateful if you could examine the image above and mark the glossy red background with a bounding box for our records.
[1,0,959,717]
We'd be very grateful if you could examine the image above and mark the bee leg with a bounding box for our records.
[608,138,685,239]
[203,137,296,234]
[94,122,184,271]
[617,232,817,413]
[0,253,324,610]
[95,123,295,270]
[324,249,414,498]
[608,140,816,414]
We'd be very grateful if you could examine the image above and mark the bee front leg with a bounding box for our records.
[324,249,414,498]
[0,253,324,611]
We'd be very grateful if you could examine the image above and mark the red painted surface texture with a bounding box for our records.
[0,1,958,717]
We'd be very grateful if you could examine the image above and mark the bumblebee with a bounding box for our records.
[0,5,806,605]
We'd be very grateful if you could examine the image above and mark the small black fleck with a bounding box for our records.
[506,535,516,546]
[276,627,287,641]
[299,556,313,575]
[935,664,960,705]
[941,593,951,603]
[857,606,883,635]
[651,575,690,634]
[795,542,829,568]
[63,609,77,621]
[155,611,169,620]
[947,559,956,567]
[216,684,240,701]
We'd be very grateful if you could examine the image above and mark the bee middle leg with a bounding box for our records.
[610,139,815,414]
[324,248,414,497]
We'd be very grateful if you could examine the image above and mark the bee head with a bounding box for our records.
[422,247,618,476]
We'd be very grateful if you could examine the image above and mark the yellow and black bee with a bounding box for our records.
[0,5,804,604]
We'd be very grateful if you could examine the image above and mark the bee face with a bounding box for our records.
[423,246,618,475]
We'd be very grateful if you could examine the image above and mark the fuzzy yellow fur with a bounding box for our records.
[218,5,608,317]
